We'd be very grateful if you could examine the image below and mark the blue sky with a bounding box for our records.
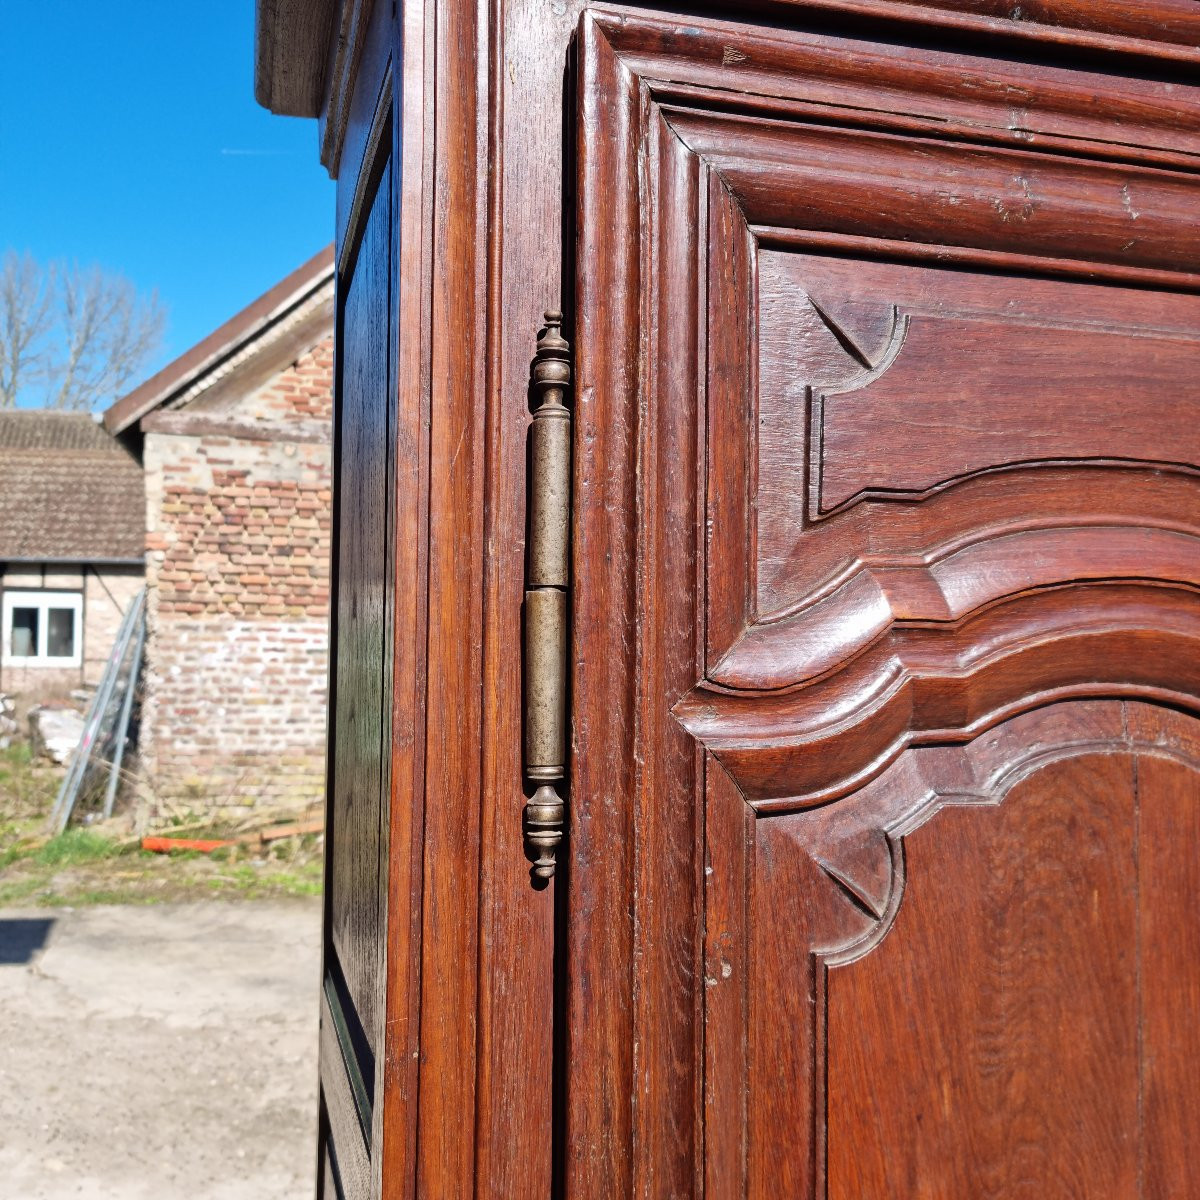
[0,2,333,397]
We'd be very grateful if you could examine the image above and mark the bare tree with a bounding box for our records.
[0,252,54,407]
[0,251,166,411]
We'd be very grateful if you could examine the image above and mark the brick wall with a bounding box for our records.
[140,337,333,812]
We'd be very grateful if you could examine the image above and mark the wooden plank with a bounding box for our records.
[1137,748,1200,1198]
[320,988,372,1200]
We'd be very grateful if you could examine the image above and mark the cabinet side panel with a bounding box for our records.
[323,153,395,1196]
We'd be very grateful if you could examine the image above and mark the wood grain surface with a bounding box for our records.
[288,0,1200,1193]
[829,750,1140,1198]
[571,10,1200,1198]
[323,145,395,1199]
[746,700,1200,1197]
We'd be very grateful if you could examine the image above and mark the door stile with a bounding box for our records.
[379,0,428,1182]
[570,18,717,1193]
[568,14,644,1195]
[414,0,492,1181]
[632,104,707,1200]
[474,0,580,1192]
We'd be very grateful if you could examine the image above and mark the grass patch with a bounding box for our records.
[204,859,324,900]
[0,839,32,870]
[0,874,48,907]
[0,823,324,908]
[32,829,121,867]
[0,745,325,907]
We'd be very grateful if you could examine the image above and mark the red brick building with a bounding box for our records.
[105,248,334,812]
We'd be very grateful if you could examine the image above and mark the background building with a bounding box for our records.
[105,246,334,812]
[0,411,144,700]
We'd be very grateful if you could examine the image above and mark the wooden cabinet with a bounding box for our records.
[255,2,1200,1195]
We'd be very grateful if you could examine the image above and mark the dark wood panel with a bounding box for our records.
[747,700,1130,1195]
[816,312,1200,511]
[329,155,393,1072]
[740,700,1200,1196]
[827,751,1139,1198]
[760,250,1200,516]
[754,248,1200,632]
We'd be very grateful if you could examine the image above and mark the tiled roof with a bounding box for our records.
[0,411,144,561]
[104,245,334,436]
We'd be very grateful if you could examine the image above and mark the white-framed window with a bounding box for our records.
[1,591,83,668]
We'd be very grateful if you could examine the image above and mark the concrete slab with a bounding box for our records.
[0,901,321,1199]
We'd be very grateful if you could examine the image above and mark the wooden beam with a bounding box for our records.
[254,0,338,118]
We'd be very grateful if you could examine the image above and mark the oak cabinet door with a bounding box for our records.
[321,151,395,1199]
[567,13,1200,1197]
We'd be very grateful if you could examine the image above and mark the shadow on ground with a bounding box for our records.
[0,916,55,964]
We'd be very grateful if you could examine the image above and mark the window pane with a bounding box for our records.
[46,608,76,659]
[11,608,38,658]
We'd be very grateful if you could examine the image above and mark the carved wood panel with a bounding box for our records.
[571,10,1200,1197]
[740,699,1200,1198]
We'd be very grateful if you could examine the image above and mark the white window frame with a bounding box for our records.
[1,590,83,669]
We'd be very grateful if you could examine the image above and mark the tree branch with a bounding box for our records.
[0,253,165,410]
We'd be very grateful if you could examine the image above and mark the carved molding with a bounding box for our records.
[801,699,1200,958]
[576,0,1200,865]
[599,12,1200,158]
[677,583,1200,809]
[788,697,1200,1198]
[595,15,1200,689]
[670,107,1200,281]
[593,19,1200,676]
[810,309,1200,514]
[711,524,1200,687]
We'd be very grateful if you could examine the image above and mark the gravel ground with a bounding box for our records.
[0,901,321,1199]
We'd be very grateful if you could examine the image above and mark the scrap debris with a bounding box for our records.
[141,817,324,854]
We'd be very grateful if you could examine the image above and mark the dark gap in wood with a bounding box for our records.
[324,958,377,1121]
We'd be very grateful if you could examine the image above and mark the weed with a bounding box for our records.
[0,753,325,906]
[0,743,58,815]
[32,829,122,867]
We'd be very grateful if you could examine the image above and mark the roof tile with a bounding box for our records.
[0,412,144,561]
